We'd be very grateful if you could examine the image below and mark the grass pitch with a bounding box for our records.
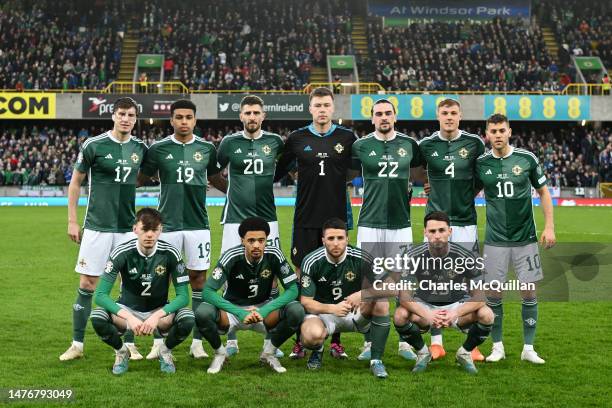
[1,206,611,407]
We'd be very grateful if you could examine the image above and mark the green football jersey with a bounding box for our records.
[75,131,147,232]
[217,131,283,223]
[205,245,297,306]
[475,147,547,246]
[141,135,221,231]
[300,245,376,304]
[101,239,188,312]
[419,130,485,226]
[352,132,422,229]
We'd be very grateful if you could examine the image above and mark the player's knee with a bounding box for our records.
[285,302,305,329]
[189,269,206,289]
[90,308,110,334]
[176,309,196,334]
[393,306,409,325]
[195,302,217,326]
[79,275,98,291]
[372,301,389,316]
[478,306,495,325]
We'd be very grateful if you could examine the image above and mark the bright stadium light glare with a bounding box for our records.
[149,118,153,125]
[581,120,586,126]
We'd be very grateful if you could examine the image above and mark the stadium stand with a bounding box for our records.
[0,0,124,90]
[1,123,609,187]
[136,0,353,91]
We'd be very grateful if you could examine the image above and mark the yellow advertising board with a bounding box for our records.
[0,93,56,119]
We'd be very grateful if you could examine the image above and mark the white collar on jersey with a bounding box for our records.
[373,130,397,142]
[171,134,195,145]
[137,241,158,258]
[491,145,514,159]
[436,130,462,142]
[108,130,132,144]
[325,248,347,265]
[241,130,263,140]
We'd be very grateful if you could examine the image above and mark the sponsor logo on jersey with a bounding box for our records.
[512,165,523,175]
[485,169,493,175]
[398,147,407,157]
[128,267,138,276]
[459,148,469,159]
[262,145,271,155]
[165,153,174,160]
[334,143,344,154]
[193,151,203,162]
[345,271,356,282]
[304,145,312,152]
[155,265,166,276]
[104,261,113,273]
[236,274,245,280]
[234,148,243,154]
[301,275,311,288]
[369,150,377,157]
[431,151,439,157]
[212,267,223,280]
[131,153,139,163]
[105,153,113,159]
[443,155,454,161]
[497,173,509,180]
[318,276,327,282]
[261,269,271,278]
[316,152,328,158]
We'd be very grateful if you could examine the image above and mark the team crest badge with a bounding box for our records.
[262,145,271,155]
[261,269,272,278]
[78,258,87,268]
[131,153,139,163]
[292,247,297,256]
[345,271,356,282]
[104,261,113,273]
[459,148,469,159]
[155,265,166,276]
[177,263,185,274]
[537,166,543,175]
[212,267,223,280]
[281,263,290,275]
[398,148,407,157]
[301,275,311,288]
[334,143,344,154]
[193,151,203,162]
[512,165,523,175]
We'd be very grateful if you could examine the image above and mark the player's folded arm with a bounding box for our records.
[300,295,334,315]
[94,276,121,315]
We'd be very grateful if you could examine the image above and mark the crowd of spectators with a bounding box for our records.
[1,122,609,188]
[365,18,567,92]
[0,0,124,91]
[136,0,353,91]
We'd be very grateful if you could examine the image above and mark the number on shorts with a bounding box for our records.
[525,253,541,271]
[198,242,210,259]
[141,281,152,296]
[248,284,258,298]
[332,287,343,301]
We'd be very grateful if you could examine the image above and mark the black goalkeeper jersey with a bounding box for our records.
[276,124,356,228]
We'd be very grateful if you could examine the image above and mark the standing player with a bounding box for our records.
[352,99,421,361]
[139,99,227,360]
[195,217,304,374]
[476,114,555,364]
[90,208,194,374]
[417,98,486,361]
[299,218,391,378]
[60,97,147,361]
[275,87,357,359]
[394,211,494,374]
[217,95,285,357]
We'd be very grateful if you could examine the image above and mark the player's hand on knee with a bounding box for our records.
[345,292,361,309]
[333,301,352,317]
[67,221,81,243]
[142,314,161,335]
[127,315,144,335]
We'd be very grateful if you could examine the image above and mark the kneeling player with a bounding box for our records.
[394,211,494,374]
[196,217,304,374]
[299,218,391,378]
[90,208,194,375]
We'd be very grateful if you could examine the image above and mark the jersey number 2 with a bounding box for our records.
[141,281,152,296]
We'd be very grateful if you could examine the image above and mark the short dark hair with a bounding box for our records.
[309,87,334,102]
[371,98,396,115]
[322,217,347,235]
[114,97,139,114]
[240,95,264,109]
[170,99,196,116]
[424,211,450,228]
[238,217,270,238]
[135,208,163,230]
[486,113,509,127]
[437,98,461,110]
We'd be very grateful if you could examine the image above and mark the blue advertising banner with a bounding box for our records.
[351,94,459,120]
[484,95,590,121]
[368,0,531,20]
